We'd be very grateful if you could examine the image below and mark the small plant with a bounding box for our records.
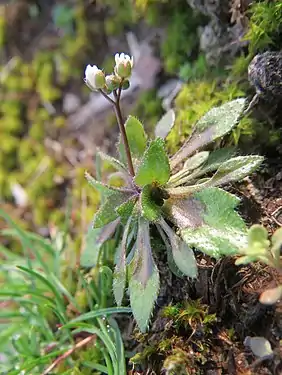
[236,224,282,305]
[84,52,263,332]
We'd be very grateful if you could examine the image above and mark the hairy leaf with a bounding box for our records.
[140,185,162,221]
[159,218,197,278]
[166,155,263,197]
[97,149,128,173]
[155,109,175,139]
[180,188,247,258]
[81,219,120,267]
[85,172,133,196]
[93,191,133,228]
[129,219,159,332]
[205,155,264,187]
[183,151,210,170]
[135,138,170,187]
[119,116,147,161]
[116,196,137,225]
[170,99,246,170]
[156,224,184,278]
[113,218,131,306]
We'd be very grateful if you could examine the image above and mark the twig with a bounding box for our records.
[41,334,96,375]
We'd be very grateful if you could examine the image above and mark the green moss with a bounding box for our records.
[233,1,282,78]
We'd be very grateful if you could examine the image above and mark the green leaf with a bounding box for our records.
[80,219,120,267]
[166,155,263,197]
[159,218,197,278]
[64,307,132,325]
[178,188,247,258]
[140,185,162,221]
[183,151,210,170]
[97,149,128,173]
[154,109,175,139]
[170,99,246,170]
[205,155,264,187]
[129,219,160,332]
[113,218,131,306]
[201,147,237,174]
[93,191,133,228]
[116,196,137,225]
[85,172,132,197]
[135,138,170,187]
[119,116,147,161]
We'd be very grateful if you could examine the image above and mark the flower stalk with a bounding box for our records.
[85,53,135,176]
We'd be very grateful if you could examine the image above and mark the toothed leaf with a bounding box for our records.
[85,172,131,196]
[140,185,162,221]
[119,116,147,162]
[135,138,170,187]
[179,188,247,258]
[129,219,159,332]
[93,191,133,228]
[170,99,246,169]
[155,109,175,139]
[116,196,137,225]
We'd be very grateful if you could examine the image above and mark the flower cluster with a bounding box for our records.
[84,53,133,92]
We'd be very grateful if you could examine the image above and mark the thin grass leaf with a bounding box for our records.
[16,266,66,317]
[63,307,131,325]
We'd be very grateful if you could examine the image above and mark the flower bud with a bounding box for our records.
[105,74,121,91]
[122,79,130,90]
[114,53,133,79]
[84,64,106,90]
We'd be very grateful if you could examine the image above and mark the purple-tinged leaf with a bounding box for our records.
[177,188,247,258]
[113,218,132,306]
[80,218,120,267]
[170,99,246,170]
[129,219,160,332]
[135,138,170,187]
[163,196,204,229]
[156,224,184,278]
[158,218,197,278]
[154,109,175,139]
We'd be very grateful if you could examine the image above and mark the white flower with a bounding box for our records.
[84,64,105,90]
[114,53,134,79]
